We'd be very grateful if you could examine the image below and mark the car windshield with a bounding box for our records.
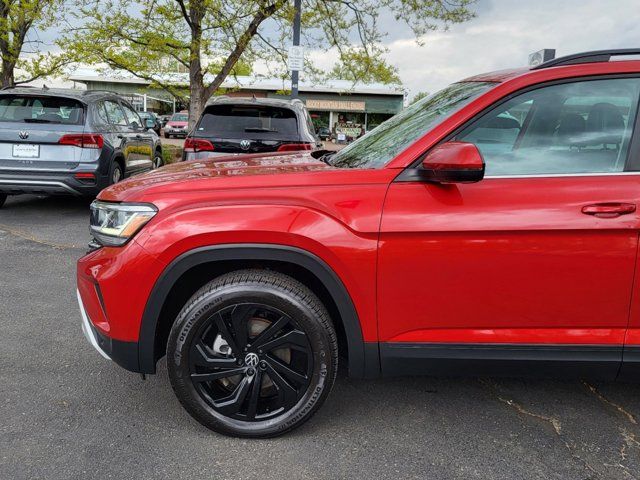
[0,95,85,125]
[171,113,188,122]
[330,81,495,169]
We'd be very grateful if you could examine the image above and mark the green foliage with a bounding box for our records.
[410,91,430,104]
[61,0,476,122]
[0,0,69,87]
[329,47,401,85]
[162,145,182,165]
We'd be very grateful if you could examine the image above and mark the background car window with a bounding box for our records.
[456,78,640,175]
[171,113,188,122]
[104,100,127,126]
[0,95,84,124]
[94,102,110,125]
[121,104,142,128]
[197,105,299,140]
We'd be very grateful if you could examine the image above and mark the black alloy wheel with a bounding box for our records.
[167,270,338,437]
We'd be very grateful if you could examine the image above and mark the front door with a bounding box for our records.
[121,102,154,173]
[378,76,640,378]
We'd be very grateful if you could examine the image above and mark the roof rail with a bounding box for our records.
[82,89,119,95]
[1,85,35,90]
[531,48,640,70]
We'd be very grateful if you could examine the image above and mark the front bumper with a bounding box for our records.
[165,128,187,136]
[77,289,111,360]
[77,288,143,372]
[77,240,161,374]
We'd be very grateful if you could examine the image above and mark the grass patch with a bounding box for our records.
[162,144,183,165]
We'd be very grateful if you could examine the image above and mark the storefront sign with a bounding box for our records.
[306,99,366,112]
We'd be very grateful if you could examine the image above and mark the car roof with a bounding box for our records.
[0,87,119,103]
[204,95,305,110]
[462,49,640,85]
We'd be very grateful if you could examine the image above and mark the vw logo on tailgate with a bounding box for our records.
[239,139,251,151]
[18,131,29,139]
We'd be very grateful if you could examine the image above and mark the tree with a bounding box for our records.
[0,0,70,88]
[329,47,401,85]
[63,0,475,126]
[410,91,430,104]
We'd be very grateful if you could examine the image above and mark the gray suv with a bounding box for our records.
[0,88,163,208]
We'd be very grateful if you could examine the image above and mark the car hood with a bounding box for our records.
[166,121,187,127]
[99,151,334,201]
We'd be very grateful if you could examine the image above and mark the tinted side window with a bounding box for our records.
[456,78,640,175]
[121,104,142,128]
[104,100,127,126]
[94,102,110,125]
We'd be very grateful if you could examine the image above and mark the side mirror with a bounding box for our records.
[421,141,485,184]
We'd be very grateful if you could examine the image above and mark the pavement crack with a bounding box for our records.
[495,393,563,435]
[583,381,638,426]
[479,379,601,478]
[603,428,639,480]
[0,223,82,250]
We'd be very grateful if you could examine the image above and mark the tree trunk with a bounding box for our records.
[187,0,206,129]
[188,56,205,130]
[1,59,15,89]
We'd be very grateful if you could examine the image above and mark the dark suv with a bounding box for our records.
[0,88,163,207]
[183,96,321,160]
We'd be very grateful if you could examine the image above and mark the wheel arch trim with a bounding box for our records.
[138,243,380,378]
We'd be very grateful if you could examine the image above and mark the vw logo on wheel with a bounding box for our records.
[239,139,251,151]
[18,131,29,139]
[244,352,259,367]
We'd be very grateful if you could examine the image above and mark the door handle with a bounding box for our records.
[582,202,636,218]
[117,134,124,139]
[135,134,142,139]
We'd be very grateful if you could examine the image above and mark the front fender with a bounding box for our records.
[137,244,380,378]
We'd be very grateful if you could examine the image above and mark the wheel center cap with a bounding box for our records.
[244,352,259,367]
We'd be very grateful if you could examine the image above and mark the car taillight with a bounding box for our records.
[277,143,313,152]
[59,134,104,149]
[184,138,214,152]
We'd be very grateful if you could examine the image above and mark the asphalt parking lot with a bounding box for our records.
[2,194,640,480]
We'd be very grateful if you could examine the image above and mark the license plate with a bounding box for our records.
[12,144,40,158]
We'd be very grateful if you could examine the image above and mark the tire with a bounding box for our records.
[152,151,163,169]
[167,269,338,438]
[0,193,6,208]
[108,160,123,185]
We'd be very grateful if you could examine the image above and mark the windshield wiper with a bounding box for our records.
[244,127,277,133]
[318,151,337,165]
[23,118,54,123]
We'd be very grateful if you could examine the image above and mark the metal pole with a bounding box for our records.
[291,0,301,98]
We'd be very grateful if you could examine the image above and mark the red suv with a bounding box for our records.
[77,50,640,437]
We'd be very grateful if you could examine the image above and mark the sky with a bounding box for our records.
[304,0,640,98]
[34,0,640,98]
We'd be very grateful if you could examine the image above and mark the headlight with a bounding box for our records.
[90,201,157,247]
